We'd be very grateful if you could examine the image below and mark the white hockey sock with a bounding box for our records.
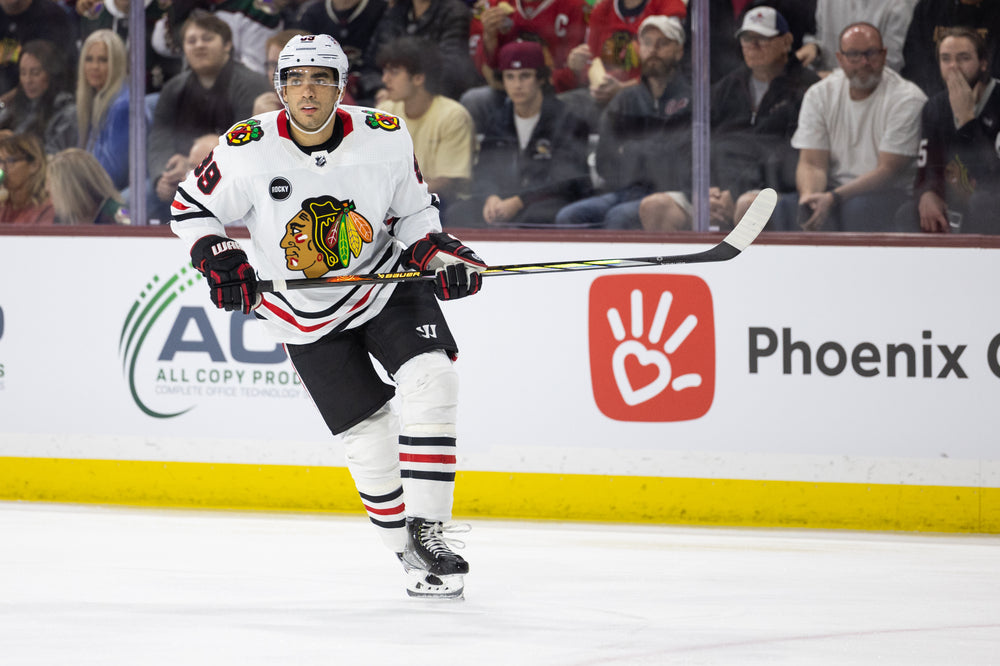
[399,429,456,522]
[394,352,459,522]
[341,404,406,552]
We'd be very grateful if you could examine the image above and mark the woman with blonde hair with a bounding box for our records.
[47,148,130,225]
[0,133,54,225]
[72,29,131,190]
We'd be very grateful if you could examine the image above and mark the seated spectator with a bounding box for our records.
[0,0,77,94]
[151,0,284,76]
[444,41,592,227]
[0,39,75,153]
[896,28,1000,234]
[771,22,927,232]
[555,16,690,229]
[797,0,914,76]
[53,30,131,191]
[902,0,1000,97]
[376,37,474,209]
[690,0,816,85]
[289,0,386,102]
[0,133,54,225]
[642,6,819,231]
[359,0,480,104]
[147,10,271,219]
[559,0,687,129]
[461,0,587,131]
[76,0,180,92]
[47,148,130,225]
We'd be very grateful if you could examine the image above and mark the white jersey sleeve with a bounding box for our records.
[379,114,442,248]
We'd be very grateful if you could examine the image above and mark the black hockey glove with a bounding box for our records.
[190,235,259,314]
[401,232,487,300]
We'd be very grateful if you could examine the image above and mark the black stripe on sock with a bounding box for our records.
[358,486,404,503]
[401,470,456,482]
[369,516,406,529]
[399,435,456,447]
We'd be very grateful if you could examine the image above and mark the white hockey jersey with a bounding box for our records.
[170,106,441,345]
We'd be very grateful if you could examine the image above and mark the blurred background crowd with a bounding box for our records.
[0,0,997,233]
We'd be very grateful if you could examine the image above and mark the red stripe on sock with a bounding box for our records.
[364,503,405,516]
[399,453,457,464]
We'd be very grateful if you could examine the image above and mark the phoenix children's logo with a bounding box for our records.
[282,195,374,276]
[589,275,715,422]
[364,110,400,131]
[226,119,264,146]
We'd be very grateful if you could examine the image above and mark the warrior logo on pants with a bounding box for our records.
[281,196,374,277]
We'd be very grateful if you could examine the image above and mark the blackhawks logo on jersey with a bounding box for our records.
[226,119,264,146]
[281,196,374,277]
[364,110,401,132]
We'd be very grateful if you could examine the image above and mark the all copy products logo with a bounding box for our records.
[589,274,715,422]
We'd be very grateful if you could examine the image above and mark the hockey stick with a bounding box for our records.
[258,188,776,293]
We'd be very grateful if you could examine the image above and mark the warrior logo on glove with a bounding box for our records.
[281,195,374,277]
[190,234,259,314]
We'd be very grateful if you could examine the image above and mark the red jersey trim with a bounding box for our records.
[276,107,354,140]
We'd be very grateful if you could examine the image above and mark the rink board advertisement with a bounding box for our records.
[0,234,997,532]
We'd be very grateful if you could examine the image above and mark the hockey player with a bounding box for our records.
[169,34,486,599]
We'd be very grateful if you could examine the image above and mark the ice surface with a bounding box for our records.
[1,502,997,665]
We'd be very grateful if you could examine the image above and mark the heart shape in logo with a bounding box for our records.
[611,340,672,406]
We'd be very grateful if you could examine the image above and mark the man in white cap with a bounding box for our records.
[554,15,691,228]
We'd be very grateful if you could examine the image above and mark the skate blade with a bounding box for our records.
[405,571,464,600]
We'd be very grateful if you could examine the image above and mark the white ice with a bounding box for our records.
[1,501,998,665]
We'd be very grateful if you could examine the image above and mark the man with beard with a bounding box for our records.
[554,15,690,229]
[772,22,926,231]
[899,27,1000,234]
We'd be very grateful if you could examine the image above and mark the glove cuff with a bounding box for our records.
[191,235,244,274]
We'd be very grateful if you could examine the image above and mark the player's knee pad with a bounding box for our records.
[394,350,458,433]
[340,403,400,484]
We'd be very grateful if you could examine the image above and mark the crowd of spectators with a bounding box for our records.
[0,0,997,234]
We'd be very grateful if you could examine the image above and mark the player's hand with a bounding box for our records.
[190,235,259,314]
[401,232,487,300]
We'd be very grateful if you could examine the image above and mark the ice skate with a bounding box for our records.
[398,518,469,599]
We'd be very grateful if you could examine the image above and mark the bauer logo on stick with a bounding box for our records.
[589,274,716,422]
